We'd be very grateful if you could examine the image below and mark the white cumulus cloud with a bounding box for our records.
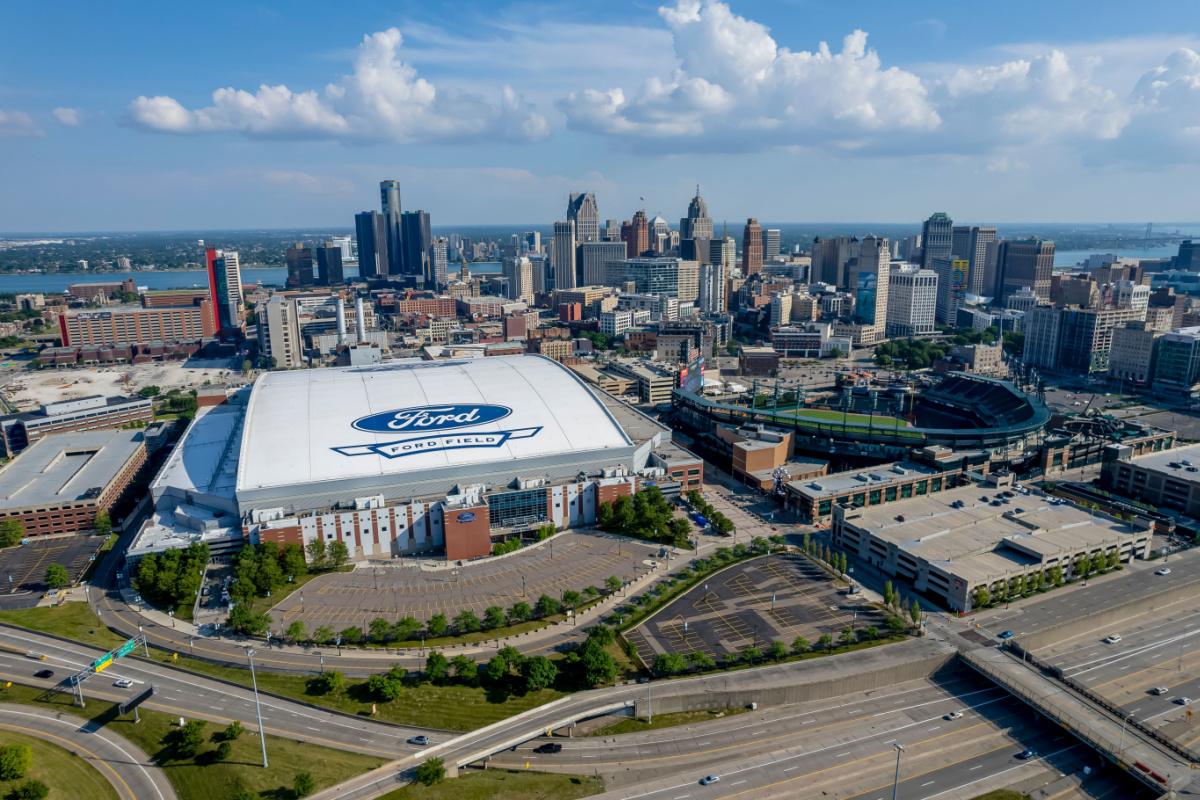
[52,107,83,126]
[126,28,547,144]
[0,109,43,137]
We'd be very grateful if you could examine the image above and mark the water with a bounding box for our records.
[0,261,502,295]
[1053,245,1181,267]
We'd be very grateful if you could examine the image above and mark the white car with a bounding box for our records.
[1156,568,1172,576]
[699,775,720,786]
[1179,697,1192,705]
[114,679,133,688]
[1153,687,1169,695]
[1103,635,1122,644]
[943,711,963,720]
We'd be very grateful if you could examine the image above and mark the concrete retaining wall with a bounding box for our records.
[633,651,958,716]
[1020,576,1200,653]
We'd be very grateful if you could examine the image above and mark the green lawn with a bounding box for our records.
[778,408,909,427]
[379,769,604,800]
[586,707,749,737]
[0,682,384,800]
[0,603,127,652]
[79,536,117,584]
[970,792,1027,800]
[0,727,118,800]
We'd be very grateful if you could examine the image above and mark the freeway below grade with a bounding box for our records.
[0,703,177,800]
[0,624,439,759]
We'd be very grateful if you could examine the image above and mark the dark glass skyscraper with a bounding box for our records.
[355,211,387,279]
[401,210,432,280]
[285,243,313,288]
[316,242,344,286]
[380,179,403,276]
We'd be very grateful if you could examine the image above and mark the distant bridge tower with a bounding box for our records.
[1143,222,1153,250]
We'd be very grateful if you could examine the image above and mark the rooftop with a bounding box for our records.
[0,429,145,510]
[1117,442,1200,481]
[152,402,244,502]
[788,460,944,500]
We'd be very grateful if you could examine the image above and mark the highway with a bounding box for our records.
[0,625,439,759]
[0,703,176,800]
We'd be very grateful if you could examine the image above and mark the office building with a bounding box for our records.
[0,395,154,459]
[355,211,388,279]
[511,256,535,304]
[899,235,922,262]
[1006,288,1039,313]
[761,228,781,261]
[624,210,650,258]
[401,211,432,280]
[1174,240,1200,272]
[1023,305,1063,369]
[567,193,599,243]
[698,261,727,314]
[429,238,448,287]
[600,310,634,337]
[650,216,671,253]
[853,236,891,343]
[381,179,403,276]
[927,257,966,325]
[811,236,859,288]
[0,428,148,537]
[205,247,242,333]
[316,243,344,287]
[619,257,699,302]
[256,295,303,369]
[742,218,763,276]
[679,187,713,263]
[1152,327,1200,399]
[60,303,217,347]
[951,226,997,297]
[286,243,313,288]
[920,212,953,271]
[886,265,937,337]
[552,220,577,291]
[579,241,626,287]
[995,239,1056,305]
[710,236,737,273]
[1102,442,1200,518]
[604,219,621,242]
[332,236,353,261]
[769,293,792,327]
[1109,322,1161,387]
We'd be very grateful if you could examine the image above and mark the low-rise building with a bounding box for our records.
[0,395,153,459]
[738,346,780,377]
[606,360,677,404]
[1100,442,1200,517]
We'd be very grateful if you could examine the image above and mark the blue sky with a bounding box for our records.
[2,0,1198,232]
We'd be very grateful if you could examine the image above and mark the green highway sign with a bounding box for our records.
[116,639,137,658]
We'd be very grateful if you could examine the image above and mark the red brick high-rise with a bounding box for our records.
[742,218,763,276]
[624,210,650,258]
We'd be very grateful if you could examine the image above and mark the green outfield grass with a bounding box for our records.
[776,408,910,427]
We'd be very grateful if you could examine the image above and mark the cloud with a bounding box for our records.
[0,109,43,137]
[52,107,83,126]
[125,27,547,144]
[559,0,939,150]
[1108,47,1200,163]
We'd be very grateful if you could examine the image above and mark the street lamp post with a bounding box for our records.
[246,649,269,768]
[891,743,905,800]
[1118,713,1134,755]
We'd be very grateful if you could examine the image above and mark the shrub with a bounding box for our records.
[0,744,32,780]
[294,771,316,797]
[415,757,446,786]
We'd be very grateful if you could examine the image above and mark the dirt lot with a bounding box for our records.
[1,358,240,409]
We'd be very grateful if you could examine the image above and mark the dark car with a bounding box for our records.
[1017,749,1037,760]
[534,743,563,754]
[34,669,54,679]
[998,631,1015,639]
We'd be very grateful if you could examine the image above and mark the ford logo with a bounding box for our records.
[457,512,476,523]
[352,404,512,434]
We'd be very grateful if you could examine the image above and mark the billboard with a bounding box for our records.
[951,259,968,303]
[681,356,705,393]
[119,684,155,716]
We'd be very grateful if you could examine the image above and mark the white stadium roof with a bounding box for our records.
[237,356,633,494]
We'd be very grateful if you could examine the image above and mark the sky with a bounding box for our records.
[2,0,1199,232]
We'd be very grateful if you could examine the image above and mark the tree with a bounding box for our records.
[327,540,350,568]
[453,609,480,633]
[280,542,307,579]
[973,585,991,608]
[741,646,762,665]
[139,385,160,398]
[524,655,559,691]
[294,771,316,798]
[767,640,788,662]
[1049,565,1064,586]
[305,538,327,567]
[415,757,446,787]
[286,620,308,644]
[839,628,856,648]
[484,606,506,631]
[536,594,561,618]
[44,563,69,590]
[242,359,252,374]
[0,518,23,547]
[751,536,768,552]
[509,601,532,623]
[13,781,49,800]
[451,654,478,685]
[0,744,32,780]
[862,626,879,641]
[884,617,908,638]
[654,652,687,676]
[175,720,207,758]
[226,605,271,636]
[369,617,393,643]
[224,720,244,740]
[596,501,614,530]
[1106,549,1120,570]
[392,617,421,641]
[425,651,450,683]
[829,347,843,359]
[883,580,894,607]
[687,651,716,670]
[817,634,833,652]
[339,626,363,644]
[723,652,738,670]
[605,575,622,594]
[313,625,335,645]
[211,740,232,762]
[93,510,112,537]
[909,599,922,626]
[427,614,448,638]
[487,654,510,682]
[667,517,692,546]
[562,590,583,613]
[792,636,810,655]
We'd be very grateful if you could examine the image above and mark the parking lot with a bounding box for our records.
[270,531,661,632]
[0,535,106,601]
[628,553,886,662]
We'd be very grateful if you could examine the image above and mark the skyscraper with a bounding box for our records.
[579,240,626,287]
[650,216,670,253]
[761,228,781,261]
[429,238,448,287]
[995,239,1056,304]
[355,211,387,279]
[625,210,650,258]
[205,247,242,333]
[552,220,577,290]
[567,193,599,243]
[400,210,432,279]
[604,219,621,242]
[316,242,344,286]
[698,261,727,314]
[853,236,891,344]
[679,187,713,264]
[285,243,313,288]
[951,225,998,297]
[380,179,403,276]
[742,218,763,276]
[710,236,737,272]
[921,213,955,322]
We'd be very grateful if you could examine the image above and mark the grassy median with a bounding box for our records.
[379,769,604,800]
[0,682,384,800]
[0,727,118,800]
[586,707,750,737]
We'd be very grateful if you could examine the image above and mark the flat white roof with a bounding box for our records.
[237,355,633,493]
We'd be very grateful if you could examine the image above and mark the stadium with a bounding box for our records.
[130,355,704,564]
[672,373,1052,455]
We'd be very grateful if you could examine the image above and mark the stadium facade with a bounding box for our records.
[130,356,703,563]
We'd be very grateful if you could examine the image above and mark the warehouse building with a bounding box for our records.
[0,429,147,536]
[134,356,703,563]
[832,477,1151,611]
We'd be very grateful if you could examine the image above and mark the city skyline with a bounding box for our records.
[2,0,1199,231]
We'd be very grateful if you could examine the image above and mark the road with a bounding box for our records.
[0,625,438,759]
[0,703,176,800]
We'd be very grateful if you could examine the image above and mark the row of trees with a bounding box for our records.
[597,486,693,546]
[0,742,49,800]
[228,541,310,605]
[971,554,1116,609]
[684,490,735,535]
[881,581,923,626]
[300,538,350,571]
[134,541,209,610]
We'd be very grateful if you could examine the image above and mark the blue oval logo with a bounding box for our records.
[457,512,476,523]
[352,404,512,433]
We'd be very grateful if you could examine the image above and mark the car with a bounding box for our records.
[114,679,133,688]
[1017,749,1037,760]
[944,711,963,720]
[1178,697,1192,705]
[699,775,721,785]
[407,736,430,746]
[33,669,53,679]
[533,743,562,754]
[1153,687,1169,695]
[1104,635,1122,644]
[1157,568,1172,576]
[998,631,1015,639]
